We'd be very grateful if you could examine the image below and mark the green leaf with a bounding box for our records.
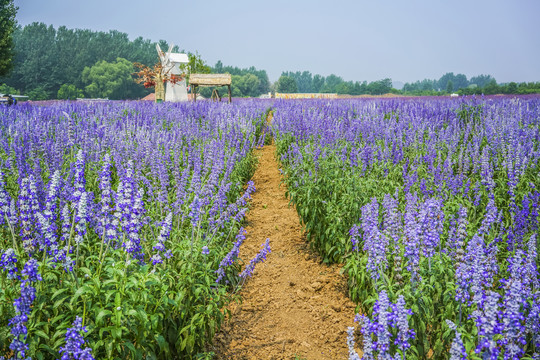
[96,309,112,325]
[34,329,50,341]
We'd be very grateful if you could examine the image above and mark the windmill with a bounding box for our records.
[156,44,189,102]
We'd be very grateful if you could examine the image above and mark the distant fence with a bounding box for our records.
[274,92,338,99]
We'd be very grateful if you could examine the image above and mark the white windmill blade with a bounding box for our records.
[164,43,174,64]
[156,44,165,63]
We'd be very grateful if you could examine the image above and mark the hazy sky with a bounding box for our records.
[14,0,540,83]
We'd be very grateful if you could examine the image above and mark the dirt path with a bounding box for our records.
[212,143,357,360]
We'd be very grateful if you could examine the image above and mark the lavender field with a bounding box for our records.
[1,95,539,360]
[0,100,270,359]
[272,96,540,359]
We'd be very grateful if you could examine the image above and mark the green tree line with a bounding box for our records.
[276,71,394,95]
[0,22,181,100]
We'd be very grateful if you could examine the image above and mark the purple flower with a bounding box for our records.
[72,149,86,203]
[403,192,420,281]
[472,291,502,359]
[202,246,209,255]
[21,258,42,282]
[478,198,499,236]
[215,227,245,283]
[357,291,414,359]
[361,198,388,282]
[390,296,415,352]
[455,235,497,306]
[346,326,361,360]
[0,248,19,280]
[417,197,444,259]
[349,223,360,252]
[446,320,467,360]
[74,192,88,245]
[152,212,173,265]
[58,316,95,360]
[8,258,42,359]
[500,254,527,359]
[189,195,202,227]
[18,176,40,253]
[382,192,401,247]
[239,238,270,279]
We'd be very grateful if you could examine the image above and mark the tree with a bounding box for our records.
[446,80,454,93]
[57,84,84,99]
[82,57,134,99]
[321,74,343,93]
[0,0,17,77]
[276,75,297,93]
[312,74,325,93]
[184,51,211,76]
[453,74,468,90]
[484,79,500,95]
[27,86,49,100]
[469,74,496,88]
[0,83,18,94]
[506,82,518,94]
[367,78,392,95]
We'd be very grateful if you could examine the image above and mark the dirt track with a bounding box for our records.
[212,143,357,360]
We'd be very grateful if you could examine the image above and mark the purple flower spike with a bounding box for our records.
[239,238,270,279]
[446,320,467,360]
[59,316,95,360]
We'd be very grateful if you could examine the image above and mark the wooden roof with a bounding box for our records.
[189,73,231,86]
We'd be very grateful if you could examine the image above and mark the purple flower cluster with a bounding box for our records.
[216,227,246,283]
[445,320,467,360]
[58,316,95,360]
[239,238,271,279]
[0,248,18,279]
[151,212,173,265]
[356,291,415,359]
[454,235,497,306]
[346,326,361,360]
[8,258,42,359]
[361,198,388,282]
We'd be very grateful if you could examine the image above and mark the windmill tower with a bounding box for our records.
[156,44,189,102]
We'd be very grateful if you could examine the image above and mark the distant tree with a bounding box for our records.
[484,79,500,95]
[57,84,84,99]
[233,73,260,97]
[506,82,518,94]
[82,57,134,99]
[312,74,325,93]
[282,71,313,93]
[184,52,211,75]
[276,75,297,93]
[321,74,343,93]
[214,60,223,73]
[454,74,468,90]
[469,74,495,88]
[446,80,454,93]
[0,0,17,77]
[27,86,49,100]
[367,78,392,95]
[0,83,18,94]
[421,79,435,91]
[335,82,351,94]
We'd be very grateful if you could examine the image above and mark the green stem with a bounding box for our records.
[4,213,18,254]
[66,209,77,256]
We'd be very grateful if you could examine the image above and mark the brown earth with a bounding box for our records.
[211,141,358,360]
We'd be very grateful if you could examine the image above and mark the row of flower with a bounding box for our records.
[272,96,540,359]
[0,100,271,359]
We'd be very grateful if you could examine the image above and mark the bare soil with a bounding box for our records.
[211,142,357,360]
